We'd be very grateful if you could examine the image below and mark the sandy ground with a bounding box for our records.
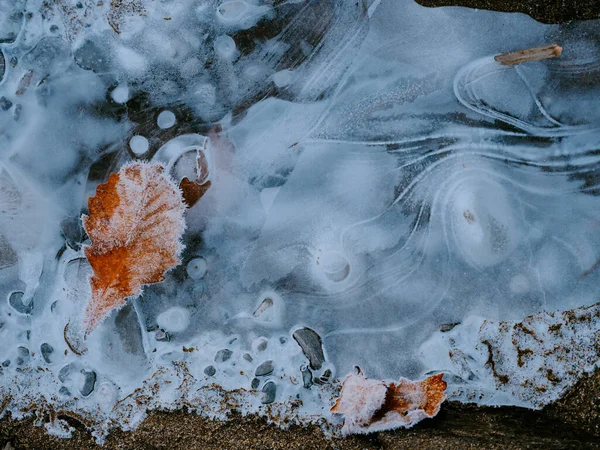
[0,368,598,449]
[415,0,600,22]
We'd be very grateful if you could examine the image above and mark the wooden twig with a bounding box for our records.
[495,44,562,66]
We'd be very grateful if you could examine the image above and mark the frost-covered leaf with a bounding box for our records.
[331,370,446,434]
[81,161,186,333]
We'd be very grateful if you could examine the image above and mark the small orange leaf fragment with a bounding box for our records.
[331,370,446,434]
[176,147,211,208]
[179,178,211,208]
[81,162,186,333]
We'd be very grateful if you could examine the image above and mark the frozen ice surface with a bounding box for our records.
[1,0,600,441]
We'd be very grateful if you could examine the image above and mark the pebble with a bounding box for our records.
[60,217,86,250]
[315,368,332,385]
[204,365,216,377]
[243,353,253,362]
[40,343,54,364]
[12,104,20,121]
[254,360,274,377]
[261,381,276,404]
[58,386,70,396]
[0,236,17,269]
[292,328,325,370]
[256,339,268,352]
[214,349,233,363]
[155,329,170,342]
[58,363,75,383]
[74,39,110,72]
[301,365,313,389]
[0,11,22,44]
[0,97,12,111]
[8,292,33,315]
[251,378,260,389]
[321,368,332,383]
[252,297,273,319]
[440,322,460,333]
[80,370,96,396]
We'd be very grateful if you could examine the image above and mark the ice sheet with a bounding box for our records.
[1,0,600,440]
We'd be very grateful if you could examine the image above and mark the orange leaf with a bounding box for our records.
[81,162,186,333]
[179,178,211,208]
[331,370,446,434]
[178,147,211,207]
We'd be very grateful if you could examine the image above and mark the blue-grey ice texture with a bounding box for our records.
[1,0,600,438]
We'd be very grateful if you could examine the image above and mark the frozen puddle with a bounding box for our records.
[0,0,599,442]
